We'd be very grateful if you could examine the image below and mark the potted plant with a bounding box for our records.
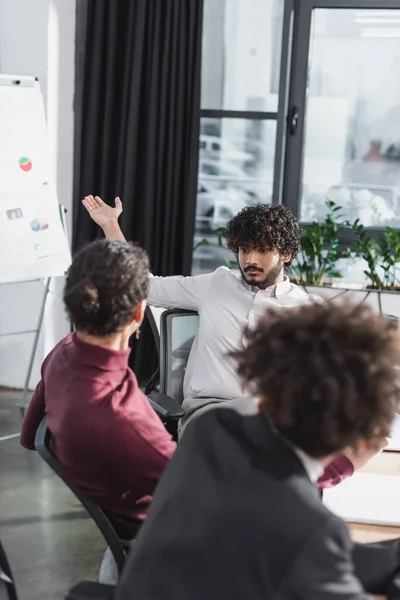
[350,220,400,291]
[344,220,400,316]
[193,226,238,270]
[290,201,350,287]
[296,208,400,314]
[293,202,400,314]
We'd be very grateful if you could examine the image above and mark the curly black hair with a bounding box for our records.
[64,239,149,336]
[226,204,301,266]
[233,302,400,459]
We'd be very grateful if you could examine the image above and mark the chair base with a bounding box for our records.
[66,581,115,600]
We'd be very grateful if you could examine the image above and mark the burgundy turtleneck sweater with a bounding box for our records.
[20,333,176,540]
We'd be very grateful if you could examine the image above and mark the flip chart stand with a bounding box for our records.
[20,276,51,409]
[20,204,68,409]
[0,205,68,409]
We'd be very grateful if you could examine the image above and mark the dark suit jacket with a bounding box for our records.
[116,409,369,599]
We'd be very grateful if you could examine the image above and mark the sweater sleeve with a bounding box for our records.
[108,402,176,493]
[318,454,354,491]
[20,378,46,450]
[20,338,65,450]
[148,268,224,310]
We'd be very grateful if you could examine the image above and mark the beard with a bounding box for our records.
[240,260,285,289]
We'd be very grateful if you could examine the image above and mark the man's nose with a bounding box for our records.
[246,251,259,264]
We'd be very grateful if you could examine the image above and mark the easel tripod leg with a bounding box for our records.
[20,277,51,410]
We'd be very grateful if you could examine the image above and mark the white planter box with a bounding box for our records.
[302,284,400,319]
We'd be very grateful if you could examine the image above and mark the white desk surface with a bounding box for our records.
[322,416,400,525]
[324,473,400,526]
[387,414,400,451]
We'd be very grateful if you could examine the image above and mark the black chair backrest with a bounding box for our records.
[145,306,161,359]
[144,306,165,395]
[65,581,114,600]
[34,419,126,575]
[159,309,200,404]
[0,541,18,600]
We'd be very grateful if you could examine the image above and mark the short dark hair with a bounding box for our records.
[233,302,400,458]
[225,204,301,266]
[64,239,149,336]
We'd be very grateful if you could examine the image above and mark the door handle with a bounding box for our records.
[288,106,299,136]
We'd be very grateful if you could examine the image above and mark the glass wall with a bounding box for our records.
[300,8,400,227]
[192,0,285,274]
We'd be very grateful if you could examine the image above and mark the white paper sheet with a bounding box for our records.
[0,75,71,284]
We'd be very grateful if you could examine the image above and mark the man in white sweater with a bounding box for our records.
[82,196,320,426]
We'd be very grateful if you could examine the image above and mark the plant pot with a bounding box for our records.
[366,285,400,293]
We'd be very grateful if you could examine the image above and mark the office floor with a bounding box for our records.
[0,390,104,600]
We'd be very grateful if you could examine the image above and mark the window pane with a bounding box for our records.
[300,8,400,227]
[192,118,276,274]
[201,0,284,112]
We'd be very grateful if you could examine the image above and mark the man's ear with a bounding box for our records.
[133,300,147,327]
[283,252,293,264]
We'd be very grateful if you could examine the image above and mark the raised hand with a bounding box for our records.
[82,195,123,227]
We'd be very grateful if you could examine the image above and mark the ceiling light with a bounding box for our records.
[355,17,400,24]
[356,10,400,18]
[362,27,400,38]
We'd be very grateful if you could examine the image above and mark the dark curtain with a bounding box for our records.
[73,0,204,378]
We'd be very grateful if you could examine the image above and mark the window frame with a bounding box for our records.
[198,0,295,207]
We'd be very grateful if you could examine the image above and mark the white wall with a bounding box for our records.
[0,0,75,389]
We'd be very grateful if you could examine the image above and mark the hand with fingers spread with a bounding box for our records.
[82,195,123,227]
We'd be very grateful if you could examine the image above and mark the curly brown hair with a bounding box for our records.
[64,239,149,336]
[225,204,301,266]
[233,302,400,458]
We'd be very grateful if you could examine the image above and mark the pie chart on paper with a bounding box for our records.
[30,218,49,232]
[19,156,33,172]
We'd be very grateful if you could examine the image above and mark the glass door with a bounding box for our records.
[284,0,400,231]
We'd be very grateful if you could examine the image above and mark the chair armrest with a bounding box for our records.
[172,348,191,359]
[65,581,115,600]
[147,391,184,419]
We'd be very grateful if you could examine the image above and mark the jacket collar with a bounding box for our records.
[242,414,322,491]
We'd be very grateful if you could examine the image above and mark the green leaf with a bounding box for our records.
[294,200,348,285]
[193,238,210,251]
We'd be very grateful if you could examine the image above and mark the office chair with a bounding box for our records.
[144,306,163,395]
[145,308,200,424]
[0,540,18,600]
[65,581,114,600]
[34,419,127,576]
[146,305,164,348]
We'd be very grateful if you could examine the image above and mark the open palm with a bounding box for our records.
[82,195,123,227]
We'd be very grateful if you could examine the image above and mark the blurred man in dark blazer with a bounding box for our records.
[116,302,400,600]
